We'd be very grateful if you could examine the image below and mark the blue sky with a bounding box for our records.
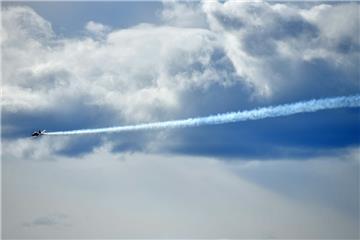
[7,1,162,35]
[2,1,360,238]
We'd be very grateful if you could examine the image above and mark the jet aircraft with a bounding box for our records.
[31,130,46,137]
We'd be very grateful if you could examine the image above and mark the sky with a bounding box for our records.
[1,1,360,239]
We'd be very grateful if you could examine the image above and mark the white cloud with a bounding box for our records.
[1,6,53,44]
[2,138,359,238]
[300,3,359,44]
[2,7,230,122]
[2,2,359,123]
[85,21,111,37]
[161,2,208,28]
[202,1,360,96]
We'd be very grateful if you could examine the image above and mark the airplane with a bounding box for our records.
[31,130,46,137]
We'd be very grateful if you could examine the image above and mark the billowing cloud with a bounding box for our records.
[2,2,359,237]
[1,2,359,157]
[201,1,359,96]
[2,6,228,123]
[4,3,358,113]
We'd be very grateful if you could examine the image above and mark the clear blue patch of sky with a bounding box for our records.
[3,1,163,37]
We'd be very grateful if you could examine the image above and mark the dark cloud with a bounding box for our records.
[1,96,118,156]
[165,45,360,159]
[336,37,360,54]
[109,131,149,154]
[161,108,359,159]
[1,96,116,139]
[243,17,318,57]
[55,135,104,157]
[272,16,319,39]
[271,58,360,102]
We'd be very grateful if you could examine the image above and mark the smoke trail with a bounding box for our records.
[46,95,360,136]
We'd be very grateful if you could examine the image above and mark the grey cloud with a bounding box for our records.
[233,155,360,220]
[3,144,358,238]
[16,67,72,91]
[202,1,359,95]
[23,214,69,227]
[242,17,318,57]
[212,11,244,31]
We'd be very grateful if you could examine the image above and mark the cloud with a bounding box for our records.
[162,107,360,159]
[85,20,111,37]
[2,6,227,123]
[1,2,359,158]
[2,3,359,238]
[23,214,69,227]
[201,1,359,96]
[300,3,359,46]
[231,148,360,219]
[161,2,208,28]
[2,139,359,238]
[1,6,54,44]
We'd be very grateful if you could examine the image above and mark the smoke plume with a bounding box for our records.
[46,95,360,136]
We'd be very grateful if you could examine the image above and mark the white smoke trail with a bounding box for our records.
[46,95,360,136]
